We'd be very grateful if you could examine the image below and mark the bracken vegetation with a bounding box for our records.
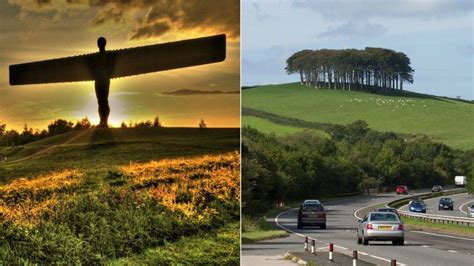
[0,152,240,265]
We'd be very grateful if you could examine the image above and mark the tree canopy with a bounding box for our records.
[286,47,414,92]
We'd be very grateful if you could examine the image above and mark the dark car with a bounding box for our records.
[396,185,408,195]
[297,203,326,229]
[432,185,443,192]
[438,198,454,211]
[409,201,426,213]
[376,207,400,217]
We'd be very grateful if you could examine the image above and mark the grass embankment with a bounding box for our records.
[242,83,474,149]
[0,151,240,264]
[241,216,288,244]
[402,216,474,237]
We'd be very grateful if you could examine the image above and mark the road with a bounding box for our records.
[242,192,474,266]
[398,192,474,217]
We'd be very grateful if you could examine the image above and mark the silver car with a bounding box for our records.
[468,204,474,218]
[357,212,404,246]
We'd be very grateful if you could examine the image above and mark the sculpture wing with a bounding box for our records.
[9,34,226,86]
[9,53,94,85]
[110,34,226,78]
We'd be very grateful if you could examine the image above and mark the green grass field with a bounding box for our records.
[0,127,239,182]
[0,127,240,264]
[242,116,307,136]
[242,83,474,149]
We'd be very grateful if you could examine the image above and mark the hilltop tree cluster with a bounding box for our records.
[286,48,414,92]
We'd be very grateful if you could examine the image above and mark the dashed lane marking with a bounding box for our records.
[459,200,474,215]
[275,208,407,266]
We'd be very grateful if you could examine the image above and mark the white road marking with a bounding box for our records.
[448,250,457,253]
[368,255,407,266]
[353,201,387,220]
[275,208,407,266]
[459,200,474,215]
[411,230,474,241]
[275,208,306,238]
[422,245,430,248]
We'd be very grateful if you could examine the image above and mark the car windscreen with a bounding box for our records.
[377,209,395,213]
[370,213,398,221]
[440,198,452,203]
[301,204,324,212]
[411,201,424,207]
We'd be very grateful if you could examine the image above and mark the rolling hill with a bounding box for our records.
[0,127,239,181]
[242,83,473,149]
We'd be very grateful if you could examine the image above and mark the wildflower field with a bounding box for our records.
[0,142,240,264]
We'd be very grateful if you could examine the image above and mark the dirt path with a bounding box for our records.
[7,130,89,164]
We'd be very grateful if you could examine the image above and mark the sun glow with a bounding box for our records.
[74,92,127,128]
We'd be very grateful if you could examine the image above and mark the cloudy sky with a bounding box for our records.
[243,0,473,100]
[0,0,239,130]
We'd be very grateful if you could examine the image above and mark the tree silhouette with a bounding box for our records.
[0,122,5,136]
[153,116,162,128]
[199,118,207,129]
[74,117,92,130]
[48,119,74,136]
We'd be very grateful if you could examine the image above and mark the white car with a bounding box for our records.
[468,204,474,218]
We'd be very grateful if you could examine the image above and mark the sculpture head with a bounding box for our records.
[97,37,106,52]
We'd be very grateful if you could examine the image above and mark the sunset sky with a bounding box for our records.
[0,0,240,131]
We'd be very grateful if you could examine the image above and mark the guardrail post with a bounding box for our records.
[352,250,358,266]
[329,243,334,261]
[304,236,308,251]
[311,239,316,254]
[391,259,396,266]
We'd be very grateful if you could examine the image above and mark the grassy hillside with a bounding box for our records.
[243,83,473,149]
[0,128,239,264]
[0,127,239,182]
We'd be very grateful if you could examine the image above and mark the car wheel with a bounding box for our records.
[357,236,362,244]
[362,234,369,246]
[321,224,326,229]
[438,207,441,210]
[297,223,303,229]
[398,238,404,246]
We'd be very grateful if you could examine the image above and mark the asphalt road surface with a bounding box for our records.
[399,193,474,217]
[243,192,474,266]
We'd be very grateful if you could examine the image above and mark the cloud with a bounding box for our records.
[129,0,240,40]
[130,22,170,39]
[161,89,239,96]
[292,0,474,20]
[91,6,123,25]
[8,0,240,41]
[318,20,387,39]
[457,44,474,56]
